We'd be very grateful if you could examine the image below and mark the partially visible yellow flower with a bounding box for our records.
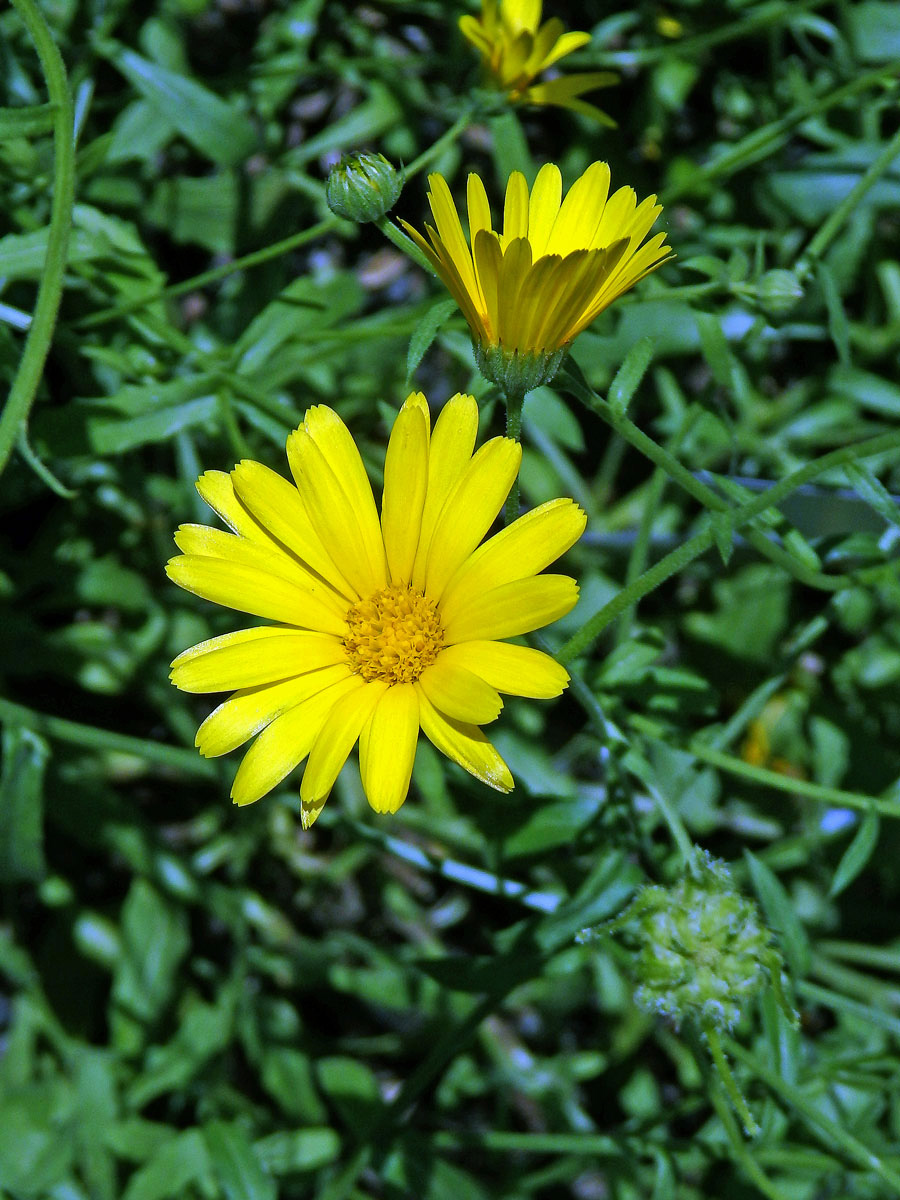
[459,0,616,123]
[400,162,673,391]
[167,393,585,826]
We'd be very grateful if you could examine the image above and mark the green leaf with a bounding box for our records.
[98,42,257,166]
[0,725,49,883]
[817,262,851,365]
[0,103,57,138]
[829,808,881,899]
[112,880,190,1023]
[694,310,735,388]
[122,1130,212,1200]
[405,298,458,384]
[254,1129,341,1175]
[711,510,735,565]
[744,850,810,976]
[843,461,900,530]
[847,1,900,60]
[316,1057,381,1129]
[607,336,654,414]
[204,1121,276,1200]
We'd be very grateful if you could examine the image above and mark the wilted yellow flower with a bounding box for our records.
[167,394,584,826]
[400,163,673,391]
[460,0,616,123]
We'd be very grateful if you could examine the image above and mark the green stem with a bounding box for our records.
[798,123,900,277]
[0,0,76,478]
[504,388,526,524]
[404,104,478,179]
[376,216,434,274]
[662,62,900,203]
[77,217,342,330]
[704,1024,760,1137]
[728,1039,900,1193]
[0,697,214,778]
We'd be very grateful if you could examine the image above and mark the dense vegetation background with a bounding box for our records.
[2,1,900,1196]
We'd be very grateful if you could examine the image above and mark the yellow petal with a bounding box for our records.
[440,497,586,617]
[196,470,268,542]
[412,393,479,590]
[195,663,352,757]
[417,689,513,792]
[173,524,344,612]
[231,674,361,806]
[426,174,483,312]
[424,436,522,599]
[443,574,578,643]
[435,640,569,698]
[285,428,387,597]
[527,163,562,258]
[358,684,419,813]
[594,185,637,248]
[501,171,530,248]
[496,238,534,348]
[166,556,348,635]
[472,229,502,342]
[546,161,611,256]
[300,680,388,808]
[299,405,386,578]
[467,173,494,243]
[540,29,592,69]
[381,397,430,585]
[170,627,345,693]
[418,656,503,723]
[231,459,355,599]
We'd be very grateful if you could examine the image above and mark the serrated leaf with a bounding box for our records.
[607,336,654,414]
[405,298,458,383]
[744,850,809,976]
[829,807,880,898]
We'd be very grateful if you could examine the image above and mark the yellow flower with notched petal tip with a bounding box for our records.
[400,162,673,391]
[460,0,617,124]
[167,393,585,828]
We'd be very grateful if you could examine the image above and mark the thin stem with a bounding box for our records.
[704,1024,760,1136]
[798,122,900,277]
[0,697,214,778]
[504,388,526,524]
[77,217,342,330]
[404,104,478,179]
[1,0,76,478]
[728,1039,900,1193]
[376,216,434,274]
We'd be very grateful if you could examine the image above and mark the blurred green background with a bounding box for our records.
[3,1,900,1196]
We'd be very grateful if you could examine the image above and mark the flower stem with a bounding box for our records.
[504,387,526,524]
[704,1023,760,1137]
[1,0,76,479]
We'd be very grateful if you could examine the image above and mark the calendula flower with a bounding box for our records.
[460,0,616,124]
[400,162,673,392]
[167,393,584,827]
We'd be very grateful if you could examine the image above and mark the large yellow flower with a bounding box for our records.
[460,0,616,123]
[400,162,673,390]
[167,393,585,827]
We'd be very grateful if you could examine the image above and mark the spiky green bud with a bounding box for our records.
[473,342,568,396]
[629,853,781,1032]
[325,152,402,223]
[755,269,804,316]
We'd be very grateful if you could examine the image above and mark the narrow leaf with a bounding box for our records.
[829,807,880,898]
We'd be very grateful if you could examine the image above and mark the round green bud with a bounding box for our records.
[630,853,779,1032]
[473,341,568,396]
[755,269,804,316]
[325,152,402,223]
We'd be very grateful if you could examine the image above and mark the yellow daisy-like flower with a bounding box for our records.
[400,162,673,391]
[167,393,585,828]
[459,0,616,123]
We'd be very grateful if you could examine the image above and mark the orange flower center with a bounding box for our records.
[343,585,444,685]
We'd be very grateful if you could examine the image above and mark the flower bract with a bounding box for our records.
[460,0,617,123]
[167,394,585,826]
[400,163,673,383]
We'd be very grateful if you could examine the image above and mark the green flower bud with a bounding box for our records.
[629,853,783,1032]
[325,152,402,223]
[473,341,568,396]
[755,269,804,316]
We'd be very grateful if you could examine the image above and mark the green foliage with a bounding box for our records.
[3,1,900,1198]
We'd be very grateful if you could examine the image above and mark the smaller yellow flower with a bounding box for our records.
[400,163,673,390]
[459,0,616,123]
